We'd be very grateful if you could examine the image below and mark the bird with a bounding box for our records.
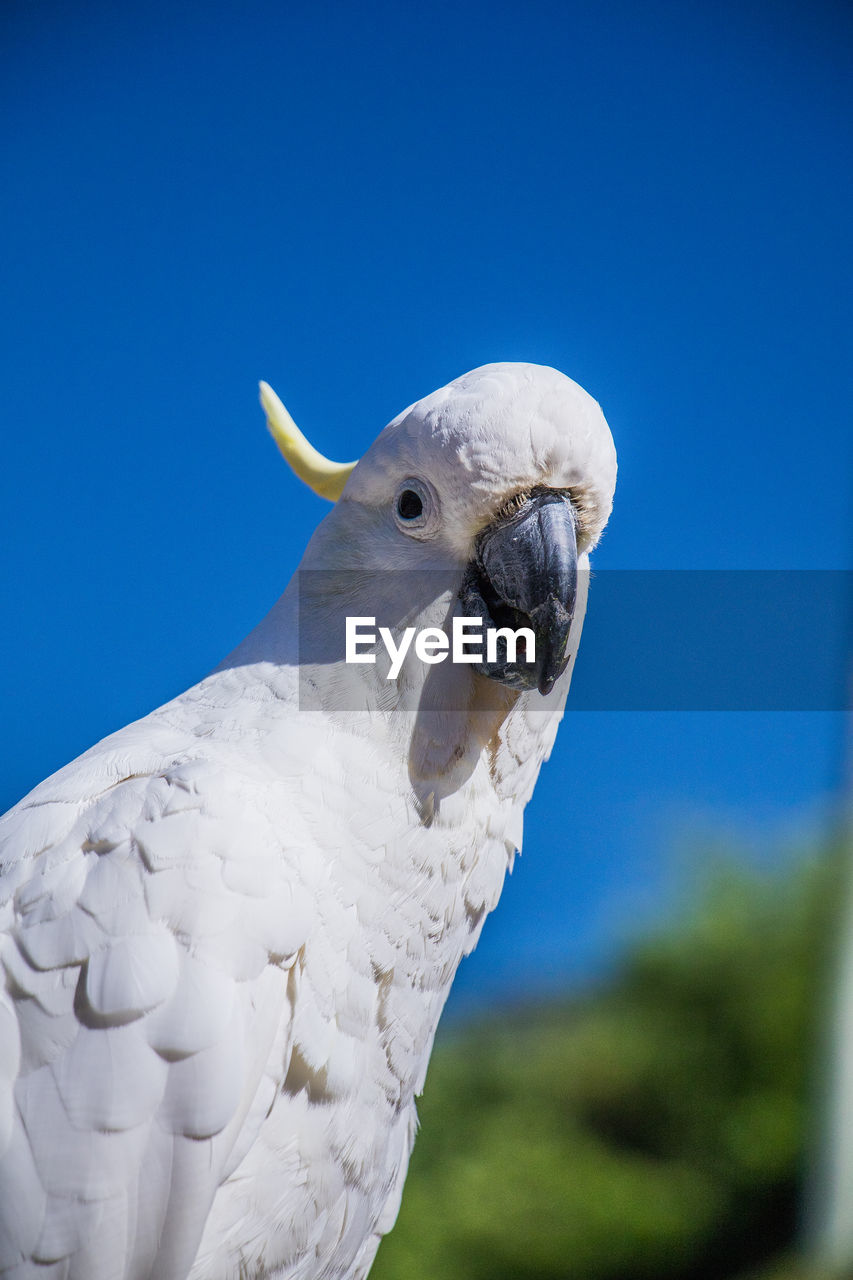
[0,361,617,1280]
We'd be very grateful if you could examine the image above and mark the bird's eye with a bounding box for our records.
[397,489,423,521]
[392,478,438,537]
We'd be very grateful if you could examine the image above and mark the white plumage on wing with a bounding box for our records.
[0,362,616,1279]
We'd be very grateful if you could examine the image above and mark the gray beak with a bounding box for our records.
[459,490,578,696]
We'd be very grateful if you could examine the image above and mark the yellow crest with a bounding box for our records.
[259,381,356,502]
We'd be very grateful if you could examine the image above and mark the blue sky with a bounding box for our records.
[1,0,850,1011]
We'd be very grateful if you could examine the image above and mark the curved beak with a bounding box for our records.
[459,490,578,696]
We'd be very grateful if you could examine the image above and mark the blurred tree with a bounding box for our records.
[371,851,841,1280]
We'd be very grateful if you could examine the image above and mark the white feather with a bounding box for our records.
[144,951,237,1059]
[85,931,180,1020]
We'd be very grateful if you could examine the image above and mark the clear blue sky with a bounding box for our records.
[2,0,850,1011]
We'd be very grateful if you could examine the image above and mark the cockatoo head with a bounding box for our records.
[262,363,616,700]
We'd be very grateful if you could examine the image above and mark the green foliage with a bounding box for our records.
[371,851,844,1280]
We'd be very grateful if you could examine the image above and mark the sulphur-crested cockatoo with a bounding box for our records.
[0,362,616,1280]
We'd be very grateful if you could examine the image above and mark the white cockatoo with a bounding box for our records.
[0,362,616,1280]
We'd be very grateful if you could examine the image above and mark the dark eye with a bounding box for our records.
[396,489,423,521]
[393,477,438,537]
